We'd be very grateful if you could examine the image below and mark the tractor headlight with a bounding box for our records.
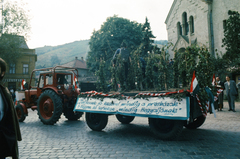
[57,85,61,89]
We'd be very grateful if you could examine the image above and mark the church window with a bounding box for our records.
[189,16,194,34]
[177,22,182,36]
[182,12,189,35]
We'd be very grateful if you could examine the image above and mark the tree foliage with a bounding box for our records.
[87,15,143,75]
[0,1,30,63]
[139,17,155,58]
[222,10,240,67]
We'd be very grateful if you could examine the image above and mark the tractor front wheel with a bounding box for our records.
[37,90,63,125]
[15,104,26,122]
[63,107,83,121]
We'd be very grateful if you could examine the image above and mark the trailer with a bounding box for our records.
[74,89,209,140]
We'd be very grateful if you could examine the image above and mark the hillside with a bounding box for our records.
[35,39,167,69]
[35,40,90,68]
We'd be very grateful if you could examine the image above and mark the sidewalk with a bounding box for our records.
[201,101,240,131]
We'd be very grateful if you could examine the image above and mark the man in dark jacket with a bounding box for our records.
[0,58,22,159]
[224,75,237,112]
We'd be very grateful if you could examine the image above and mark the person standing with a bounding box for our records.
[224,75,237,112]
[216,76,224,111]
[0,58,22,159]
[112,41,130,89]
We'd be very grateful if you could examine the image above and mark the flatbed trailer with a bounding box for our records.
[74,90,207,140]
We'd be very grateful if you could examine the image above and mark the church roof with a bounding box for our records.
[61,57,88,69]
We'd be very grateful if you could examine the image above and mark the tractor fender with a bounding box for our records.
[42,87,62,95]
[19,102,28,116]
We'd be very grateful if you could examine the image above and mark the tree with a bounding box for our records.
[139,17,155,58]
[222,10,240,67]
[87,15,143,76]
[0,1,30,63]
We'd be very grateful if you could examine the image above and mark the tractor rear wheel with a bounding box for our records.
[116,114,135,124]
[85,113,108,131]
[148,118,184,140]
[37,90,63,125]
[15,104,26,122]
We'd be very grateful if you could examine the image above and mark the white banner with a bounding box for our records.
[74,97,190,120]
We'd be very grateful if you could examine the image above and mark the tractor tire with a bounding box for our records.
[184,115,206,129]
[148,118,184,140]
[37,90,63,125]
[63,108,83,121]
[15,104,26,122]
[85,113,108,131]
[116,114,135,124]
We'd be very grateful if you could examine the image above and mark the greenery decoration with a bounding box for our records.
[173,45,215,111]
[96,59,108,93]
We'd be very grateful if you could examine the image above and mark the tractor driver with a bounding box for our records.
[57,74,68,85]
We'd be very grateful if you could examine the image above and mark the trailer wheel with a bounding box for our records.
[148,118,184,140]
[116,114,135,124]
[85,113,108,131]
[15,104,26,122]
[37,90,63,125]
[63,108,83,121]
[184,115,206,129]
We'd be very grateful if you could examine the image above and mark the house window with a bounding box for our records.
[189,16,194,34]
[182,12,189,35]
[9,63,16,74]
[23,64,29,74]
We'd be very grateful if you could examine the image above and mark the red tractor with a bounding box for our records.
[15,66,83,125]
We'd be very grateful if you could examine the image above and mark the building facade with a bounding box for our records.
[61,57,96,82]
[3,38,37,91]
[165,0,240,58]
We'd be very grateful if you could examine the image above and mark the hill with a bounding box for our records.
[35,40,90,68]
[35,39,168,69]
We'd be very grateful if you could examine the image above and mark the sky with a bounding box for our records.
[18,0,174,49]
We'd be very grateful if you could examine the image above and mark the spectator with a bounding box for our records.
[224,75,237,112]
[0,58,22,159]
[216,76,224,111]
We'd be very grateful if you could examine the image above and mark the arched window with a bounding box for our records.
[189,16,194,34]
[177,22,182,36]
[182,12,189,35]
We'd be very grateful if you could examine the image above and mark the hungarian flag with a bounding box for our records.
[21,79,26,90]
[190,71,199,95]
[73,75,78,89]
[212,74,215,86]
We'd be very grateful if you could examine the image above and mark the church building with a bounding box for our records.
[165,0,240,58]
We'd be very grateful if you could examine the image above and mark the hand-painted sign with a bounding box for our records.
[74,97,190,120]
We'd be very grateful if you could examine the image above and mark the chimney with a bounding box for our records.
[75,57,78,60]
[81,57,83,61]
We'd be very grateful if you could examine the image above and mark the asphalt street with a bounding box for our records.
[14,101,240,159]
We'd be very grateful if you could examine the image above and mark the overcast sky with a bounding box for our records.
[19,0,174,49]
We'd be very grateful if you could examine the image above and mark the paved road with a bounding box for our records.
[16,102,240,159]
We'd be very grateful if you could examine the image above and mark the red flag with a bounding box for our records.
[212,74,216,86]
[21,79,26,90]
[74,75,78,89]
[190,71,199,95]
